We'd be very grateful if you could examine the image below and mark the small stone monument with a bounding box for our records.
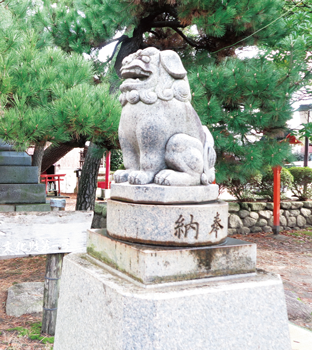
[54,49,291,349]
[0,140,49,211]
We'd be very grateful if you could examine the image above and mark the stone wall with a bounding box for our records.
[228,201,312,235]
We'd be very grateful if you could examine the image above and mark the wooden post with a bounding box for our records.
[273,166,282,235]
[105,151,111,190]
[42,253,64,335]
[42,198,66,335]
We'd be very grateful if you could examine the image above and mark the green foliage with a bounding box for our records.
[297,122,312,140]
[257,166,294,201]
[288,166,312,200]
[221,172,262,202]
[2,0,310,183]
[110,149,123,172]
[189,38,306,184]
[8,322,54,344]
[0,2,120,150]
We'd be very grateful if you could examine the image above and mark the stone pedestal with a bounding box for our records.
[108,199,228,246]
[108,183,227,246]
[88,229,256,284]
[55,183,291,349]
[0,143,47,210]
[54,253,291,350]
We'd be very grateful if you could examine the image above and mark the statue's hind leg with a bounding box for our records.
[154,134,203,186]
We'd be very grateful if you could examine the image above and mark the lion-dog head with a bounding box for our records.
[119,47,191,106]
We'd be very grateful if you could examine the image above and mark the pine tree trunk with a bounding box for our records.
[32,143,45,183]
[76,143,102,211]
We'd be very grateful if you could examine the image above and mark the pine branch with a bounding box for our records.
[104,36,129,63]
[149,30,161,38]
[93,35,128,51]
[153,20,184,28]
[170,27,204,49]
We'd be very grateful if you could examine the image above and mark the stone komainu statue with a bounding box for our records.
[114,47,216,186]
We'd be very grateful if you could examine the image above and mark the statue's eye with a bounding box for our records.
[141,56,150,63]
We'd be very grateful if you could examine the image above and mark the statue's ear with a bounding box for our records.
[160,50,187,79]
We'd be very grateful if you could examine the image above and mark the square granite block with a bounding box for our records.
[88,229,256,284]
[0,151,32,166]
[0,184,46,204]
[0,166,38,184]
[54,253,291,350]
[110,182,219,204]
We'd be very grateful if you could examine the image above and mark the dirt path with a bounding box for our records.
[234,230,312,330]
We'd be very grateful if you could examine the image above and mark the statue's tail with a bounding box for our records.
[201,126,216,185]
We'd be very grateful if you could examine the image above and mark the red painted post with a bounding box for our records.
[273,166,282,235]
[105,151,111,190]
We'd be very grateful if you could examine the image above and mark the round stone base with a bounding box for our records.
[107,199,228,246]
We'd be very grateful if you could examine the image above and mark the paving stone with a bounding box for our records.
[266,203,274,210]
[303,201,312,208]
[6,282,43,317]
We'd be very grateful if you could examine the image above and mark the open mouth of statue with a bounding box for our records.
[121,66,151,81]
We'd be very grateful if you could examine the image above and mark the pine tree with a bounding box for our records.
[2,0,311,206]
[0,1,121,179]
[28,0,310,187]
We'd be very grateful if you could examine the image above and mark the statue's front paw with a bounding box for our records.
[114,170,130,183]
[128,171,154,185]
[155,170,174,186]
